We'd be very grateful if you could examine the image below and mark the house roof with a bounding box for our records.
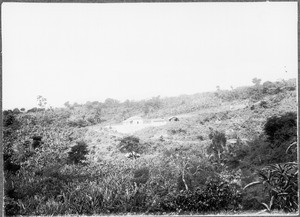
[124,115,143,121]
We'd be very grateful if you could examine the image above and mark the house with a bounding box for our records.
[123,116,144,125]
[169,116,179,122]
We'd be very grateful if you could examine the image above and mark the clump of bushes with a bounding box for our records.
[264,112,297,147]
[215,79,296,102]
[159,177,242,213]
[244,162,298,212]
[67,119,89,128]
[169,128,187,135]
[67,141,89,165]
[132,167,150,185]
[118,136,148,156]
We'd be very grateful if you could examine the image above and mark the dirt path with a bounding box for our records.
[107,121,167,134]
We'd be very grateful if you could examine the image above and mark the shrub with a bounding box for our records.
[67,119,89,128]
[4,154,20,175]
[207,129,227,163]
[68,141,89,165]
[169,128,187,135]
[264,112,297,147]
[244,162,298,212]
[262,81,278,94]
[260,100,268,108]
[240,112,297,166]
[32,136,43,149]
[132,167,150,185]
[4,197,21,216]
[118,136,143,154]
[13,108,21,114]
[197,135,204,141]
[3,112,18,128]
[160,177,242,213]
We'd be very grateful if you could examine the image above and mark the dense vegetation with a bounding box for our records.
[3,78,298,215]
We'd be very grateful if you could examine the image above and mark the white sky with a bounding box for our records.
[2,2,298,109]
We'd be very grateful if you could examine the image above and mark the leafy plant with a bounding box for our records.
[68,141,89,165]
[207,129,227,164]
[118,136,143,155]
[264,112,297,147]
[244,162,298,212]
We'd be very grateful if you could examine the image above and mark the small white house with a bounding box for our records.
[123,116,144,125]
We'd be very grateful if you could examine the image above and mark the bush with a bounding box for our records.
[160,177,242,213]
[237,112,297,166]
[244,162,298,212]
[4,197,21,216]
[68,141,89,165]
[264,112,297,147]
[118,136,143,154]
[13,108,21,114]
[207,129,227,163]
[262,81,278,94]
[132,167,150,185]
[3,111,19,128]
[67,119,89,128]
[169,128,187,135]
[196,135,204,141]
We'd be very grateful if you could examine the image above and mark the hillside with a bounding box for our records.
[3,78,298,215]
[81,85,296,161]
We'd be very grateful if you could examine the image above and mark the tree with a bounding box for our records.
[73,102,80,107]
[118,136,142,156]
[104,98,119,107]
[12,108,21,114]
[252,77,262,86]
[64,101,73,109]
[143,96,162,115]
[262,81,277,94]
[207,128,227,163]
[67,141,89,165]
[94,107,102,123]
[264,112,297,147]
[215,86,221,98]
[37,95,47,109]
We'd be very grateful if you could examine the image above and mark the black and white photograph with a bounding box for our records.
[2,1,298,216]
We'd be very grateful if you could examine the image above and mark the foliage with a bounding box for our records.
[3,109,82,215]
[264,112,297,147]
[132,167,150,185]
[244,162,298,212]
[13,108,21,114]
[159,177,242,213]
[143,96,162,115]
[252,77,262,86]
[118,136,143,155]
[215,79,295,102]
[207,129,227,163]
[37,95,48,108]
[68,141,89,165]
[3,78,297,215]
